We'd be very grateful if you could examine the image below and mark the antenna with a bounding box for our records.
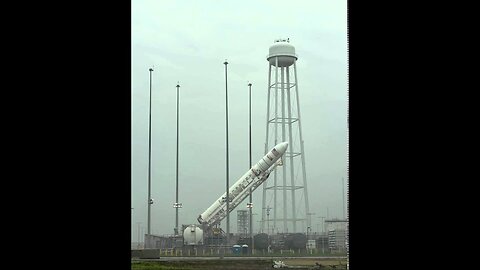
[342,177,346,219]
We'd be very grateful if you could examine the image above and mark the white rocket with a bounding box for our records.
[197,142,288,228]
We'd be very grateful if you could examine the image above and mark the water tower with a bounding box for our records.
[261,38,311,233]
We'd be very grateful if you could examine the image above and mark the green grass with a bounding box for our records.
[131,261,194,270]
[131,260,272,270]
[131,258,346,269]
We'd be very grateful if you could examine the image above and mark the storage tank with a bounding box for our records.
[285,233,307,250]
[183,224,204,245]
[254,233,269,249]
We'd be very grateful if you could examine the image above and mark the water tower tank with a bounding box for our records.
[267,38,297,67]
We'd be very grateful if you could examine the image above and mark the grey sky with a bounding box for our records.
[132,0,347,238]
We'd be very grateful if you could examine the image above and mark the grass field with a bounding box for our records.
[131,260,271,270]
[131,258,347,269]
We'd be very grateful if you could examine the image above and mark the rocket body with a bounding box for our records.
[197,142,288,228]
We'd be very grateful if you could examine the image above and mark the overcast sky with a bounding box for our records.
[132,0,347,240]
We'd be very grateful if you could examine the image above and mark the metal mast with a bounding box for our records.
[147,67,153,237]
[224,60,230,245]
[174,82,182,235]
[248,82,254,252]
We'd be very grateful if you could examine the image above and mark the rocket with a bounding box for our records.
[197,142,288,228]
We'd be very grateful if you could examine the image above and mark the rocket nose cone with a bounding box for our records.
[276,142,288,155]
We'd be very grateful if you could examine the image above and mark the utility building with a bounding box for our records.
[325,219,347,252]
[237,210,249,236]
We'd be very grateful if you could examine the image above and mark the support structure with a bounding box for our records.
[261,39,310,234]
